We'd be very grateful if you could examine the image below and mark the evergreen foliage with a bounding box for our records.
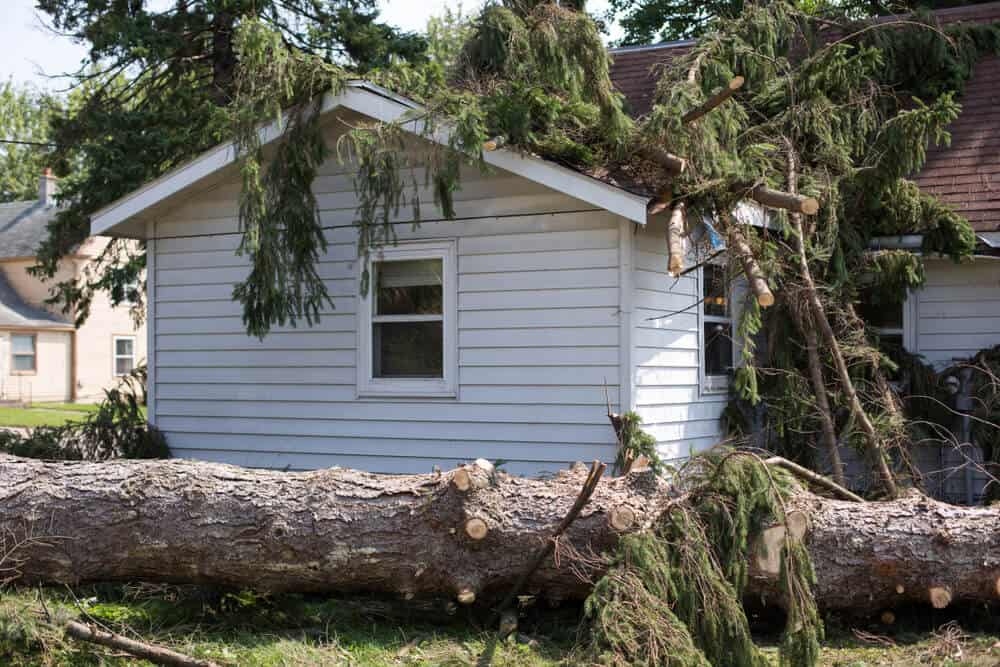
[585,452,821,666]
[30,0,426,326]
[612,411,664,475]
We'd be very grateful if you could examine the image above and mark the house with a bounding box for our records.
[0,171,146,403]
[90,6,999,476]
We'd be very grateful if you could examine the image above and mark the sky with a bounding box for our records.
[1,0,617,90]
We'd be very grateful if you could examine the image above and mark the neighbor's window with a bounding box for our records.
[702,263,733,392]
[113,336,135,376]
[11,334,36,373]
[360,241,456,396]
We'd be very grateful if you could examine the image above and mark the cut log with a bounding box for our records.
[465,517,489,540]
[682,76,745,124]
[740,184,819,215]
[667,203,686,277]
[3,455,1000,614]
[640,146,687,174]
[483,136,506,151]
[452,458,494,492]
[727,223,775,307]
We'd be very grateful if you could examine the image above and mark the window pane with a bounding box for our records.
[704,322,733,376]
[858,288,903,330]
[12,335,35,355]
[703,265,728,318]
[115,357,135,375]
[115,338,134,356]
[376,259,443,315]
[374,321,443,378]
[13,355,35,372]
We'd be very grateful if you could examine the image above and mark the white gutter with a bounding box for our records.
[867,234,924,250]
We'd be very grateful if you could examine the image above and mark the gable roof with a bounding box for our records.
[0,269,72,331]
[0,200,59,260]
[91,82,652,237]
[605,2,1000,233]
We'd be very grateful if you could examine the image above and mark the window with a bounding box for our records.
[11,334,36,373]
[359,241,456,396]
[858,288,912,380]
[113,336,135,376]
[701,263,733,393]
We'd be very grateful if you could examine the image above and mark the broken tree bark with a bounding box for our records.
[2,454,999,614]
[667,202,686,276]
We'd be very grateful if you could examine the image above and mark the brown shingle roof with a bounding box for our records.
[606,2,1000,231]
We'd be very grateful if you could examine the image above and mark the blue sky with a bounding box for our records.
[2,0,617,90]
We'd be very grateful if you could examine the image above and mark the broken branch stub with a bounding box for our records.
[727,223,775,307]
[667,202,686,277]
[682,76,745,124]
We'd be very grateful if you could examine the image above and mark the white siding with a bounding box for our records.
[629,219,726,461]
[150,126,624,474]
[911,258,1000,368]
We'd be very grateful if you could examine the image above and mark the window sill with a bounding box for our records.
[701,376,732,395]
[358,379,456,400]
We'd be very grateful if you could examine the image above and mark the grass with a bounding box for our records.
[1,586,998,666]
[0,402,147,428]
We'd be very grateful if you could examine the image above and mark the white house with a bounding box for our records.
[90,82,738,475]
[91,14,1000,476]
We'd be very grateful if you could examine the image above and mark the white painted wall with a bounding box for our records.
[910,257,1000,368]
[629,218,728,461]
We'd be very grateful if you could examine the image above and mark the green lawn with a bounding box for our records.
[1,586,998,666]
[0,402,100,428]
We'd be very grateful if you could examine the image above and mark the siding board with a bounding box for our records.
[151,153,623,472]
[629,218,726,456]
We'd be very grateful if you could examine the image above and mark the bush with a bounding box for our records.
[0,365,168,461]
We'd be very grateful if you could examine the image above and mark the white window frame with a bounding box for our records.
[11,333,37,375]
[861,288,916,352]
[113,335,136,377]
[358,240,458,398]
[698,261,735,395]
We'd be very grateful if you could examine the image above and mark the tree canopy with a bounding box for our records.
[0,82,58,203]
[30,0,427,324]
[604,0,999,44]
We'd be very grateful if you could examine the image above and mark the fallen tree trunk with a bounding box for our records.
[2,455,999,614]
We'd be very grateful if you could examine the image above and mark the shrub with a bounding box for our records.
[0,365,168,461]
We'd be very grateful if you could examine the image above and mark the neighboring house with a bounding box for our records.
[90,5,999,476]
[0,171,146,403]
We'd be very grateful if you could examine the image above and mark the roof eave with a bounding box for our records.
[91,82,652,238]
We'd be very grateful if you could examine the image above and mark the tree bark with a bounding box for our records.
[750,490,1000,613]
[3,455,1000,613]
[0,455,664,604]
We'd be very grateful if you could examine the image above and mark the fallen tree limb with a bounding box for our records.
[2,454,999,614]
[682,76,745,123]
[764,456,863,502]
[65,620,220,667]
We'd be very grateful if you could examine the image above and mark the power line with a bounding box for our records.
[0,139,60,148]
